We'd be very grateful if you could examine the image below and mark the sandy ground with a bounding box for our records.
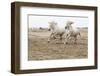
[28,29,88,60]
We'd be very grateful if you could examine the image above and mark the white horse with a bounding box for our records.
[64,21,81,44]
[48,21,66,43]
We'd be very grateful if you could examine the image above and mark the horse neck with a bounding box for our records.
[66,24,73,31]
[50,24,58,31]
[69,25,73,30]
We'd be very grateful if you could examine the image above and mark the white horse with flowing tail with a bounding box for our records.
[64,21,81,44]
[48,21,65,43]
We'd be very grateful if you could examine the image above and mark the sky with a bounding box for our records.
[28,15,88,28]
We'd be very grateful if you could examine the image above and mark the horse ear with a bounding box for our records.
[67,21,74,25]
[71,22,74,24]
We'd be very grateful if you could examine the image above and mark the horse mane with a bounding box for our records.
[65,21,73,30]
[49,21,58,31]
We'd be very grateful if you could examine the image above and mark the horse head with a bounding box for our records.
[65,21,74,30]
[48,21,58,31]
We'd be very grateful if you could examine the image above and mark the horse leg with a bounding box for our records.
[60,34,63,40]
[74,36,77,44]
[64,34,69,44]
[79,32,81,39]
[74,32,80,44]
[47,33,54,43]
[52,34,57,39]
